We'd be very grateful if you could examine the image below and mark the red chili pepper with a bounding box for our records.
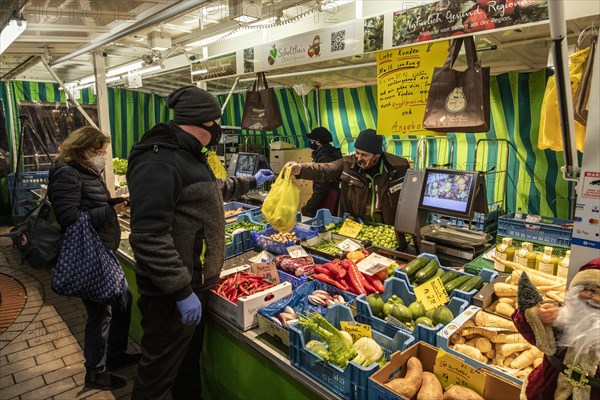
[364,273,385,294]
[332,258,342,265]
[314,273,349,291]
[360,273,377,294]
[324,262,346,280]
[313,265,328,275]
[345,260,367,295]
[361,249,370,256]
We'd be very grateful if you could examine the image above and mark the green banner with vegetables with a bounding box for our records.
[393,0,548,46]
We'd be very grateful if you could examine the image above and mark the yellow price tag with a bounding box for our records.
[338,219,363,238]
[434,348,486,396]
[340,321,372,342]
[413,276,450,311]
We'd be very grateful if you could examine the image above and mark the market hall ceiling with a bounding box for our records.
[0,1,599,96]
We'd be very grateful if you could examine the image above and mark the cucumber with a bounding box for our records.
[443,275,470,293]
[457,276,484,292]
[425,268,445,284]
[440,270,460,284]
[403,257,431,276]
[415,261,439,284]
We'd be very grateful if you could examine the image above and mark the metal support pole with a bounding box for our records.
[93,51,115,196]
[4,81,18,172]
[221,77,240,114]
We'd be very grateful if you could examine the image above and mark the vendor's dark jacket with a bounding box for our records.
[301,144,342,217]
[298,152,409,225]
[48,161,120,251]
[126,122,256,301]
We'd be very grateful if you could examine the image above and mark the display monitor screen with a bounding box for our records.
[235,153,258,177]
[419,169,479,218]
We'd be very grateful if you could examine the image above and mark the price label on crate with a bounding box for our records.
[356,253,395,275]
[340,321,372,341]
[248,250,274,263]
[337,239,362,252]
[287,245,309,259]
[414,276,450,311]
[434,348,486,395]
[338,219,363,238]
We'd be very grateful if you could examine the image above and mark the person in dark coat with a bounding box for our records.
[301,127,342,217]
[48,126,140,391]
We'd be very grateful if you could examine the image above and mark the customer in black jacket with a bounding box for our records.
[301,127,342,217]
[48,127,140,391]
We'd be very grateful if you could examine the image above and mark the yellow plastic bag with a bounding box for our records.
[261,166,299,232]
[207,151,227,179]
[538,47,589,152]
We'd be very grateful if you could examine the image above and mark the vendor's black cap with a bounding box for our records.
[354,129,383,154]
[308,127,333,144]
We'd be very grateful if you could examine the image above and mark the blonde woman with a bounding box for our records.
[48,126,140,390]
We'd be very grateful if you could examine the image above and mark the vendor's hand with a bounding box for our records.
[537,302,559,324]
[286,162,301,176]
[176,292,203,325]
[254,169,275,186]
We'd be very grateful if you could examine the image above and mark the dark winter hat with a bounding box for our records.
[354,129,383,154]
[308,127,333,143]
[167,86,222,126]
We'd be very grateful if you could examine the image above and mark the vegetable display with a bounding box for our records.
[212,271,274,304]
[113,158,128,175]
[332,223,399,249]
[224,207,244,217]
[305,239,344,256]
[225,221,263,234]
[403,257,485,293]
[267,231,298,243]
[272,306,298,327]
[307,290,346,307]
[273,254,315,277]
[313,259,385,295]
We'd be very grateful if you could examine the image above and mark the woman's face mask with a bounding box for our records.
[199,121,222,147]
[86,149,106,172]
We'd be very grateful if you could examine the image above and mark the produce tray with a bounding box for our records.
[332,221,400,250]
[289,305,415,400]
[300,208,344,232]
[355,278,469,346]
[225,213,267,250]
[393,253,498,304]
[257,280,357,348]
[300,232,367,260]
[224,201,260,223]
[224,232,248,259]
[498,212,573,248]
[252,226,317,254]
[430,210,499,233]
[277,269,308,291]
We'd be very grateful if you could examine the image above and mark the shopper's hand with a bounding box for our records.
[113,201,129,214]
[286,162,301,176]
[254,169,275,186]
[176,293,203,325]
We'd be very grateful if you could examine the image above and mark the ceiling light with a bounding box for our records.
[139,65,164,75]
[106,76,121,83]
[107,61,145,77]
[187,31,234,47]
[0,16,27,55]
[78,76,96,85]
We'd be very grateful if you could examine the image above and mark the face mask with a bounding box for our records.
[87,154,106,172]
[309,140,319,150]
[199,122,222,147]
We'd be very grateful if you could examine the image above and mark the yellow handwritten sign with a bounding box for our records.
[338,219,363,238]
[340,321,372,341]
[376,41,449,136]
[434,348,486,396]
[413,276,450,311]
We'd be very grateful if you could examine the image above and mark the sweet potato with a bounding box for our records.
[443,385,483,400]
[417,371,443,400]
[385,357,423,399]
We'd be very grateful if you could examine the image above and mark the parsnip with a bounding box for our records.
[491,333,527,343]
[475,337,492,353]
[498,297,517,306]
[533,357,543,368]
[511,349,538,370]
[463,319,476,328]
[494,352,506,366]
[494,283,518,297]
[465,338,478,347]
[486,349,495,359]
[492,256,567,283]
[497,342,531,357]
[504,354,516,367]
[516,367,533,381]
[510,268,566,287]
[461,327,499,340]
[495,302,516,318]
[454,344,487,363]
[475,311,517,331]
[546,291,565,303]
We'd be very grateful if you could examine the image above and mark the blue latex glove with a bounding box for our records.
[254,169,275,186]
[176,293,202,325]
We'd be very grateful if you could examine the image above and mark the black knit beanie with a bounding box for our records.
[354,129,383,154]
[308,127,333,143]
[167,86,222,125]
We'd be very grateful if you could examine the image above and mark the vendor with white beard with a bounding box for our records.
[513,259,600,400]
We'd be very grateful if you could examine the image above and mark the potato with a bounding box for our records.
[385,357,423,399]
[417,372,443,400]
[443,385,483,400]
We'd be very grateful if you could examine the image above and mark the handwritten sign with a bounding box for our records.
[413,276,450,311]
[356,253,395,275]
[338,219,363,238]
[337,238,362,252]
[248,250,274,263]
[251,262,280,285]
[434,348,486,396]
[376,41,448,136]
[287,245,310,259]
[340,321,372,341]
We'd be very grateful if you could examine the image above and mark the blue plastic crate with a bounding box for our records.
[252,226,318,254]
[498,212,573,248]
[277,270,309,291]
[300,209,344,232]
[289,305,415,400]
[430,210,498,233]
[224,201,260,223]
[225,213,266,250]
[393,253,497,304]
[8,171,49,194]
[224,233,246,259]
[355,278,468,346]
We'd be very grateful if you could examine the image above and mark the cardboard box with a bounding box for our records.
[270,148,313,173]
[369,342,522,400]
[209,265,293,331]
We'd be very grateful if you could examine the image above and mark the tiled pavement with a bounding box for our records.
[0,230,140,399]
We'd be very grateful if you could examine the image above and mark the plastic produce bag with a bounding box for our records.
[261,166,299,232]
[207,151,227,178]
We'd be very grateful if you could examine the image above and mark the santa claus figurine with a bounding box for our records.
[513,259,600,400]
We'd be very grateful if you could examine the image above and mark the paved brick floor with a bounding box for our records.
[0,230,139,399]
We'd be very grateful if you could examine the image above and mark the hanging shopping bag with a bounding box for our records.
[52,212,127,309]
[241,72,283,131]
[207,151,227,178]
[423,36,490,133]
[261,166,299,232]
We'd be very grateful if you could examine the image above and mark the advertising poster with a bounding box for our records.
[393,0,549,46]
[376,41,448,135]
